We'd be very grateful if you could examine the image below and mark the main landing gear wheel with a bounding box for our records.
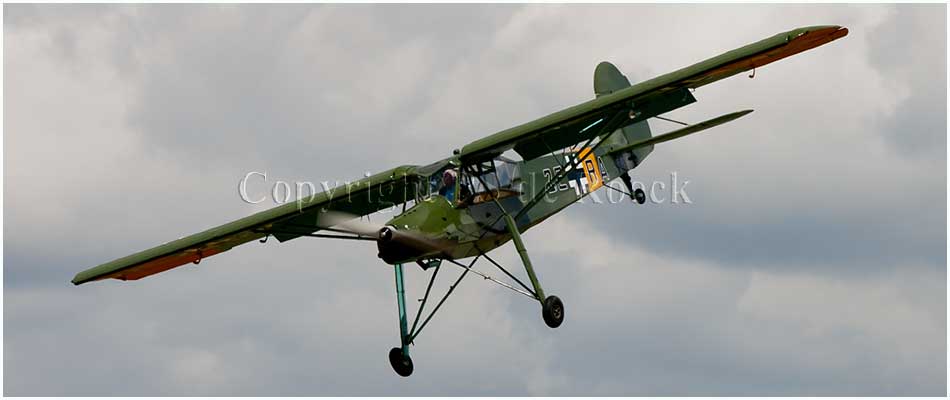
[633,188,646,205]
[388,347,414,377]
[542,295,564,328]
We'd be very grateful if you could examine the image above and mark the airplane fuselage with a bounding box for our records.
[380,147,630,264]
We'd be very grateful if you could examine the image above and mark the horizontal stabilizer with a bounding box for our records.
[606,109,753,155]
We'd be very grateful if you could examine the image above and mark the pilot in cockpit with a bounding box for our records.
[438,169,470,203]
[438,169,457,201]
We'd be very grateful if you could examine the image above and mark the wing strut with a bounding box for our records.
[655,115,689,126]
[512,106,631,221]
[460,105,630,244]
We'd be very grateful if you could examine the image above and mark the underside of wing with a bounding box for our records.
[71,165,421,285]
[459,25,847,163]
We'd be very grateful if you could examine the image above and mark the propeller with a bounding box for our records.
[317,211,386,237]
[317,211,453,263]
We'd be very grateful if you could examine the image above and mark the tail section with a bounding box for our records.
[591,62,755,204]
[594,62,653,171]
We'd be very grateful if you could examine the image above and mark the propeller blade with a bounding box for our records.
[318,211,454,257]
[317,211,383,237]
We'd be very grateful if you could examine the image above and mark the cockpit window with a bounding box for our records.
[413,159,458,202]
[415,156,521,206]
[461,157,521,205]
[468,158,520,192]
[418,164,467,203]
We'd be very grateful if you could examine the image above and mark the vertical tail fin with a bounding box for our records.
[594,61,653,169]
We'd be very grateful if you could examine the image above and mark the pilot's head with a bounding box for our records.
[442,169,457,186]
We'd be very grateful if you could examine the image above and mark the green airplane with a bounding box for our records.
[73,25,848,377]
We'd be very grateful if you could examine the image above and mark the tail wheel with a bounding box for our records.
[388,347,414,377]
[633,188,646,204]
[542,295,564,328]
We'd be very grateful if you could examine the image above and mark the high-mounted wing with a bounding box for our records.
[459,25,848,163]
[71,166,420,285]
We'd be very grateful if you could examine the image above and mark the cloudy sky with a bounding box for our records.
[4,4,946,396]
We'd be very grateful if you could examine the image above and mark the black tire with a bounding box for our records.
[388,347,414,377]
[633,188,646,205]
[542,295,564,328]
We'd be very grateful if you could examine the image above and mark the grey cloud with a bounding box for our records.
[867,4,947,158]
[4,4,945,396]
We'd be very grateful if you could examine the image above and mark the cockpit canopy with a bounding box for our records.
[463,156,521,194]
[413,156,522,205]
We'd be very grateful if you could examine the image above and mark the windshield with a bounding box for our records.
[466,157,521,194]
[416,163,464,203]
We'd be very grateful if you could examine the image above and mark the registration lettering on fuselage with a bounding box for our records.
[540,148,608,197]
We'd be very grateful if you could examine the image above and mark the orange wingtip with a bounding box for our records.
[696,26,848,86]
[99,247,224,282]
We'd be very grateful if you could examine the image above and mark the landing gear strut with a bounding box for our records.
[385,211,565,376]
[390,263,414,377]
[503,214,565,329]
[621,171,647,204]
[385,255,481,377]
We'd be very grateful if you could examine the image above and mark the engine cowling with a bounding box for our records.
[376,226,429,264]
